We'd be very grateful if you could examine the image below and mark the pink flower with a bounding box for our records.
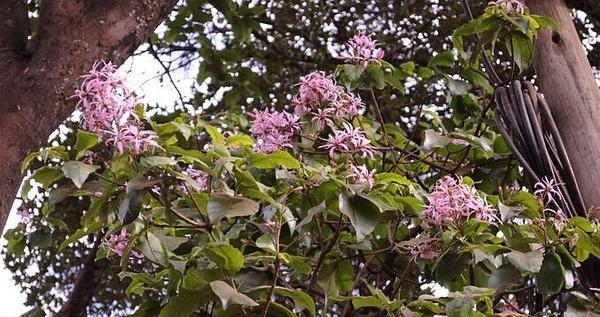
[17,206,31,225]
[451,139,469,146]
[311,108,335,129]
[184,166,210,191]
[74,61,161,155]
[534,177,562,205]
[409,239,443,260]
[346,163,376,190]
[292,71,363,120]
[339,33,385,69]
[105,228,143,258]
[106,124,161,155]
[247,108,300,153]
[489,0,525,15]
[423,176,496,227]
[320,123,375,158]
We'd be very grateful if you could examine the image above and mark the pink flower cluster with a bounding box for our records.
[292,71,362,122]
[319,123,375,158]
[489,0,525,15]
[105,228,143,258]
[184,166,210,191]
[409,239,443,260]
[533,176,562,205]
[346,163,376,190]
[17,206,32,225]
[423,176,496,227]
[339,33,385,69]
[247,108,300,153]
[74,61,160,155]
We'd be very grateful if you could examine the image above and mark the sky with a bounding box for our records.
[0,50,196,317]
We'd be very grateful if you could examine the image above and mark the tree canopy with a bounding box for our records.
[3,0,600,316]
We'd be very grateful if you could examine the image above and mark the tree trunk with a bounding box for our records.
[0,0,178,234]
[526,0,600,287]
[526,0,600,217]
[55,237,107,317]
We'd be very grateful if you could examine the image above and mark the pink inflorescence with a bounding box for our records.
[489,0,525,15]
[292,71,363,120]
[319,122,375,158]
[409,239,443,260]
[17,206,32,225]
[106,228,143,258]
[247,108,300,153]
[533,176,562,205]
[339,33,385,69]
[74,61,161,155]
[184,166,210,191]
[423,176,496,227]
[346,162,376,190]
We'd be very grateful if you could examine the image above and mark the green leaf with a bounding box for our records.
[460,68,493,94]
[342,64,364,82]
[140,156,177,168]
[531,15,558,30]
[408,300,441,314]
[274,287,316,316]
[225,134,254,147]
[205,244,244,275]
[506,32,533,73]
[158,289,208,317]
[209,280,259,309]
[508,191,541,218]
[353,296,384,309]
[423,129,451,150]
[363,64,386,90]
[138,231,170,267]
[29,229,52,248]
[446,77,471,96]
[183,268,208,290]
[256,232,276,253]
[535,252,564,294]
[61,161,99,188]
[374,173,413,186]
[118,190,144,225]
[433,249,471,282]
[297,201,327,230]
[32,166,63,188]
[74,131,99,159]
[447,297,476,317]
[204,125,226,146]
[335,259,354,293]
[207,193,260,223]
[59,222,103,251]
[249,151,301,170]
[570,217,593,233]
[339,191,380,241]
[429,51,454,68]
[507,250,544,273]
[488,265,522,292]
[280,253,312,275]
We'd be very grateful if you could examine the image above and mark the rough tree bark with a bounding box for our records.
[526,0,600,216]
[0,0,178,234]
[526,0,600,287]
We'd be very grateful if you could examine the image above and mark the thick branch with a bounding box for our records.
[55,237,107,317]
